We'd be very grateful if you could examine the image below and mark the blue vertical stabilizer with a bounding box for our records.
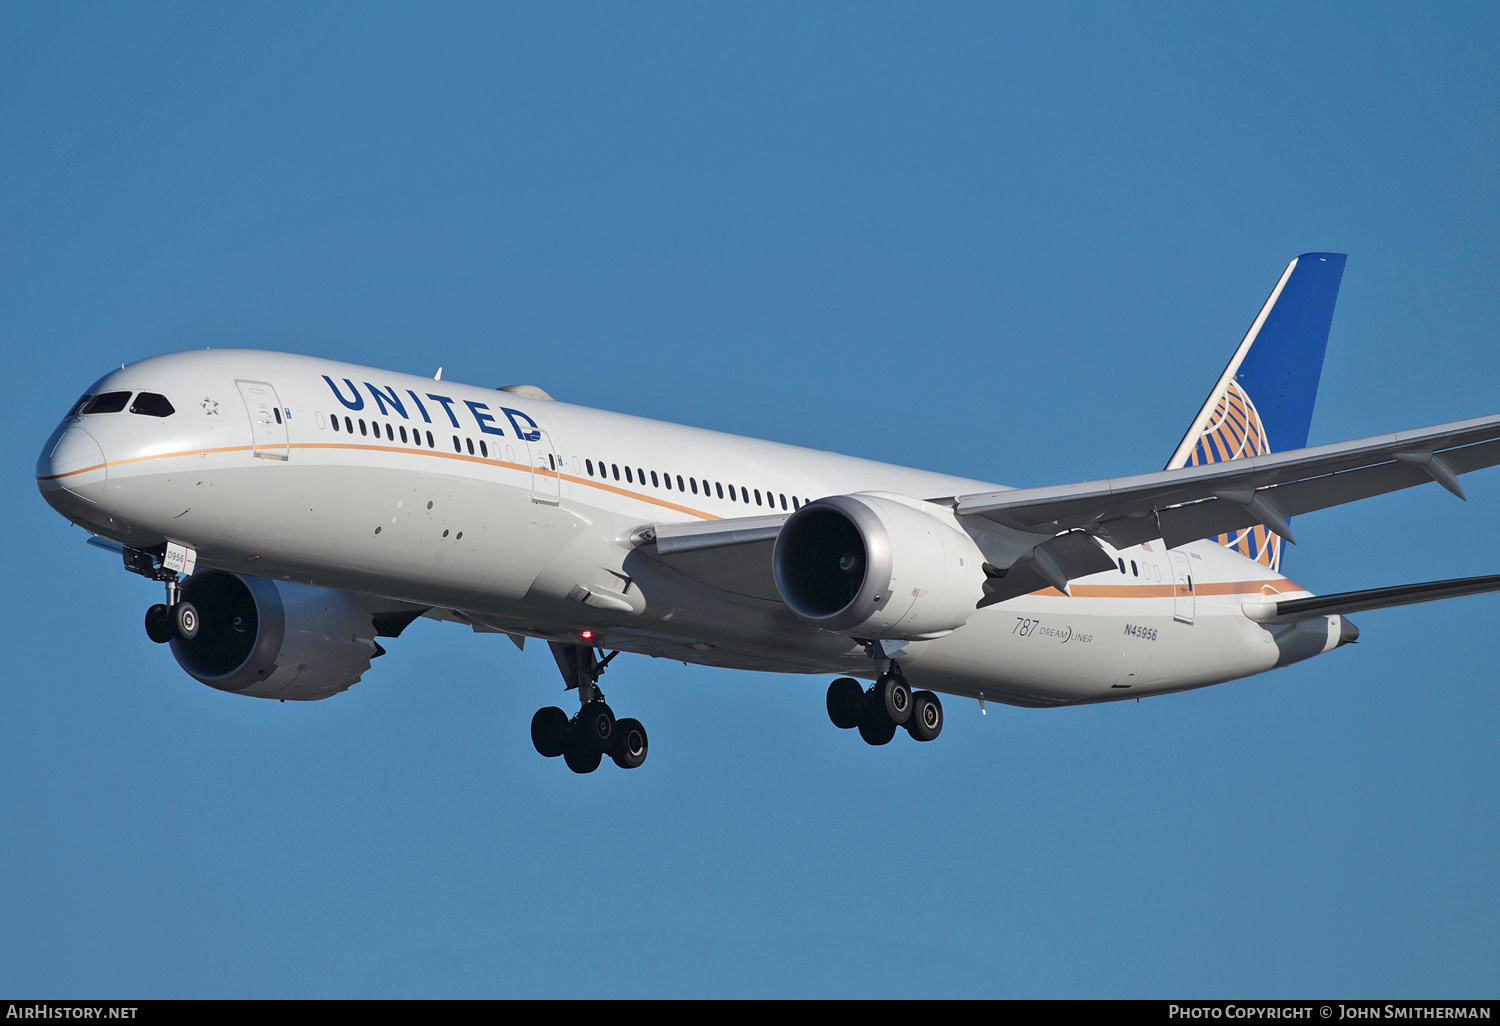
[1166,253,1347,570]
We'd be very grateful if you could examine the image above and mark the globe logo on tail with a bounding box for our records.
[1186,380,1282,571]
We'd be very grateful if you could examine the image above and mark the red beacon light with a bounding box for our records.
[580,630,593,640]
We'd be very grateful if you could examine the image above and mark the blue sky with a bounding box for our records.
[2,2,1498,997]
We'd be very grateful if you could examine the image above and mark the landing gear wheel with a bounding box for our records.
[173,601,200,641]
[145,604,173,644]
[905,691,943,742]
[576,701,616,754]
[826,677,864,729]
[857,698,899,746]
[531,706,570,758]
[611,718,649,769]
[563,734,602,774]
[877,673,912,725]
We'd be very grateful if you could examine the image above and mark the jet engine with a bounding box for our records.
[168,570,382,701]
[772,493,985,640]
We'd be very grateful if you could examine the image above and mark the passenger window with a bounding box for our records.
[273,408,283,424]
[1118,558,1125,574]
[625,467,633,483]
[425,430,434,447]
[1131,561,1138,576]
[466,438,474,455]
[82,392,131,414]
[130,393,175,417]
[742,487,750,503]
[385,423,393,441]
[651,471,659,488]
[690,478,698,495]
[399,425,407,443]
[452,435,460,451]
[586,459,594,476]
[480,440,488,457]
[549,454,556,470]
[676,475,684,491]
[754,490,762,506]
[792,496,799,510]
[612,464,620,481]
[716,483,724,499]
[359,420,368,436]
[780,494,787,510]
[331,415,340,432]
[637,468,644,485]
[727,484,736,501]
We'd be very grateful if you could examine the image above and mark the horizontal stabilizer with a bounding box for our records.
[1242,572,1500,625]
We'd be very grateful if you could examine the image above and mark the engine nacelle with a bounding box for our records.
[772,492,985,640]
[169,570,381,701]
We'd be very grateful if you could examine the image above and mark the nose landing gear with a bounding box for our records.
[531,641,649,773]
[126,545,200,646]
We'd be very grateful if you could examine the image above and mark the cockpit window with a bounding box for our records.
[130,392,175,418]
[67,395,93,417]
[81,391,131,414]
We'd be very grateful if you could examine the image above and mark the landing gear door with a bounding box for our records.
[527,427,561,505]
[236,380,289,461]
[1169,549,1195,625]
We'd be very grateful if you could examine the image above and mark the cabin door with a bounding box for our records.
[528,427,561,505]
[1169,550,1195,625]
[236,380,289,460]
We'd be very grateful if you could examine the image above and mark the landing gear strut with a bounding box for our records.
[825,661,943,745]
[126,545,196,646]
[531,641,649,773]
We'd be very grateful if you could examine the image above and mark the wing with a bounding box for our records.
[630,513,789,601]
[956,411,1500,552]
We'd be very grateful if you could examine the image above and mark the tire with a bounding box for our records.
[173,601,200,641]
[576,701,616,754]
[145,604,174,644]
[826,677,864,729]
[530,706,570,758]
[878,674,912,726]
[611,718,649,769]
[563,735,602,774]
[857,701,898,746]
[905,691,943,742]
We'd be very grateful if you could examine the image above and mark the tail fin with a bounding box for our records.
[1166,252,1347,571]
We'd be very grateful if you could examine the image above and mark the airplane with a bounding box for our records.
[35,253,1500,773]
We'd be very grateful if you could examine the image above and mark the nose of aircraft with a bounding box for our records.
[37,424,107,505]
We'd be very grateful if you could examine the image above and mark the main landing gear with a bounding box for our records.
[826,666,943,745]
[531,641,648,774]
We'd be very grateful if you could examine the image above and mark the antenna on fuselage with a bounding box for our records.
[434,367,443,380]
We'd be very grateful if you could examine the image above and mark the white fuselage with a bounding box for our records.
[38,350,1333,707]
